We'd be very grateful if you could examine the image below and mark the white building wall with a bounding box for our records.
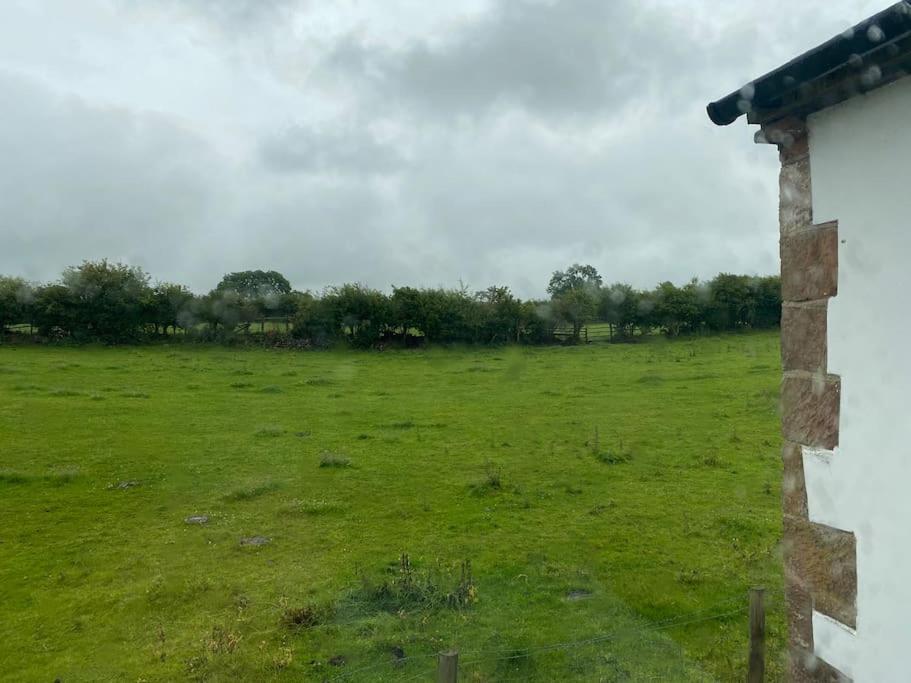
[806,74,911,681]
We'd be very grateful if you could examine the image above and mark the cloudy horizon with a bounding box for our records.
[0,0,885,297]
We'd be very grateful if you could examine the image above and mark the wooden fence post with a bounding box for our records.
[438,650,458,683]
[748,587,765,683]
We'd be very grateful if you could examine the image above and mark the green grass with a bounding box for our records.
[0,332,785,681]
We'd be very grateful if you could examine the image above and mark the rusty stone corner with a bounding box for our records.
[780,222,839,301]
[781,301,828,374]
[780,372,841,450]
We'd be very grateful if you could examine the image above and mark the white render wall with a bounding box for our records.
[805,74,911,681]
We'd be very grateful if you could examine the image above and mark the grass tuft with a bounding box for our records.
[319,452,351,468]
[223,481,280,502]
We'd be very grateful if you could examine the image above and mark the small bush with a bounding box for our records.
[319,452,351,468]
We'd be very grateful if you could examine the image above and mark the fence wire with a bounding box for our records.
[329,588,783,681]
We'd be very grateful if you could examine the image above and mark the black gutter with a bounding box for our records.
[707,2,911,125]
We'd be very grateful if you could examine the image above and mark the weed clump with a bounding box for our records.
[469,461,503,495]
[350,554,476,615]
[224,481,280,502]
[280,602,331,631]
[589,428,633,464]
[282,498,343,515]
[319,452,351,468]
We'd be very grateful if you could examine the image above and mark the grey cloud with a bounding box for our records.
[0,1,886,300]
[324,0,690,119]
[259,123,404,175]
[0,70,226,288]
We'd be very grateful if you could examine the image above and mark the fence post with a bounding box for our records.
[438,650,458,683]
[748,587,765,683]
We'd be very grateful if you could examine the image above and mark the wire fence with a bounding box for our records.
[326,588,784,682]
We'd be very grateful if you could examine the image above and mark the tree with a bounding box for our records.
[391,286,424,343]
[148,283,196,335]
[0,276,31,332]
[215,270,292,298]
[325,284,390,348]
[704,273,752,331]
[652,280,700,336]
[476,286,524,343]
[599,283,640,338]
[216,270,293,331]
[547,264,603,297]
[61,260,151,341]
[290,292,337,346]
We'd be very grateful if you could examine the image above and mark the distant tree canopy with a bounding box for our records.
[0,260,780,346]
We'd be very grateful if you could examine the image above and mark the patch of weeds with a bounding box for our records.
[591,430,633,465]
[122,391,150,399]
[108,480,141,490]
[588,501,616,516]
[349,555,476,615]
[48,388,84,397]
[356,433,373,440]
[0,469,29,485]
[676,568,702,586]
[260,385,283,394]
[319,452,351,468]
[254,426,285,438]
[280,600,332,631]
[636,374,664,385]
[702,455,724,468]
[224,481,280,502]
[230,382,253,389]
[204,625,241,654]
[469,460,503,495]
[47,468,79,486]
[385,420,415,430]
[305,377,334,386]
[281,498,344,515]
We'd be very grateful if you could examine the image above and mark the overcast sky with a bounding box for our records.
[0,0,886,297]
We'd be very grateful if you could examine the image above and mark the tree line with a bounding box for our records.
[0,260,780,347]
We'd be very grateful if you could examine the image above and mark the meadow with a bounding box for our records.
[0,332,784,681]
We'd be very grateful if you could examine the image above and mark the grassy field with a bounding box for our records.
[0,332,785,681]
